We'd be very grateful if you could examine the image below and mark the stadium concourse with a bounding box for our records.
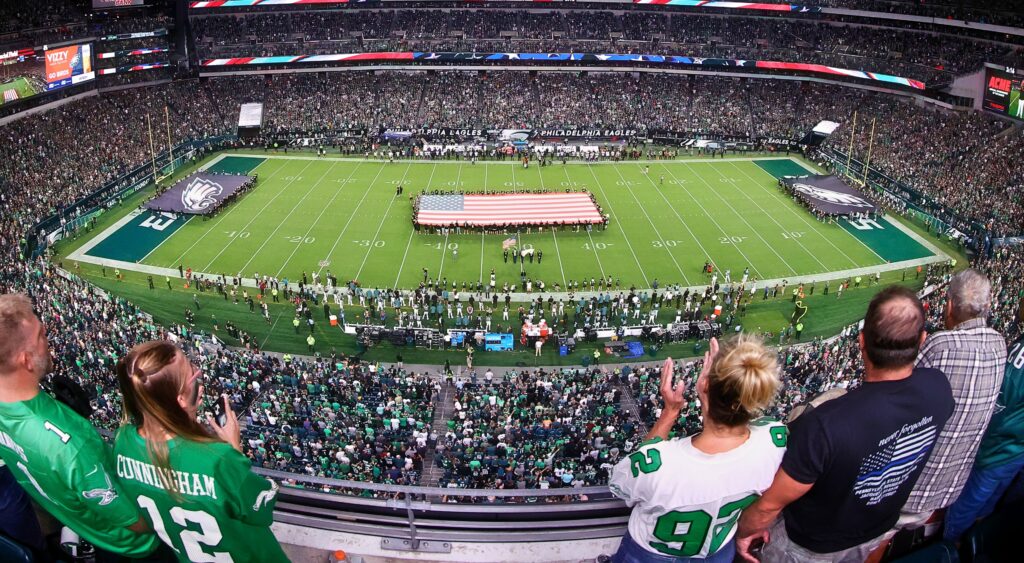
[1,1,1024,562]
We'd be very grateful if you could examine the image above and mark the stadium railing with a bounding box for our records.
[252,468,629,545]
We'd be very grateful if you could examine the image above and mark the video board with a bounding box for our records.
[44,43,95,91]
[93,0,147,8]
[1,43,94,106]
[983,65,1024,121]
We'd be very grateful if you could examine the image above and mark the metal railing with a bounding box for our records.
[252,468,628,550]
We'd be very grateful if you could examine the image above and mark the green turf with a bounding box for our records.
[130,155,900,289]
[0,76,42,106]
[207,156,265,175]
[59,151,956,363]
[77,265,928,365]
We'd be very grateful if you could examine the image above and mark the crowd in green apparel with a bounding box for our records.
[922,246,1024,343]
[243,357,437,489]
[434,367,638,492]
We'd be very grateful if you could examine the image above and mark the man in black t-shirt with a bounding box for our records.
[736,287,954,562]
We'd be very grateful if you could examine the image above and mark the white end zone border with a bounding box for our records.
[66,154,951,302]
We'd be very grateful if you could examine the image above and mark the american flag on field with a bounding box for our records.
[2,89,18,103]
[502,237,517,250]
[853,418,937,506]
[416,192,603,227]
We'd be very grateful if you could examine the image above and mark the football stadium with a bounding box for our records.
[0,1,1022,562]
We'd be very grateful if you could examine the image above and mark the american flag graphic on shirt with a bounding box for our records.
[415,193,604,227]
[853,417,938,505]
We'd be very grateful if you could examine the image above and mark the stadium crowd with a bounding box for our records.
[190,8,1022,83]
[3,71,1022,240]
[1,4,1024,553]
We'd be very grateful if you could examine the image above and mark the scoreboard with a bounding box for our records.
[983,64,1024,121]
[92,0,147,8]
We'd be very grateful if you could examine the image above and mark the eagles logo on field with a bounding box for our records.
[792,183,872,208]
[181,177,224,212]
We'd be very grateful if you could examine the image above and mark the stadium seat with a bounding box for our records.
[889,540,959,563]
[0,534,34,563]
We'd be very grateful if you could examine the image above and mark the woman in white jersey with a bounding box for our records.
[609,335,786,562]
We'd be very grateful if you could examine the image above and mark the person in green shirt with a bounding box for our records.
[113,340,288,563]
[944,304,1024,541]
[0,294,159,559]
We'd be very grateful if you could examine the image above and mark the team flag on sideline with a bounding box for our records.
[416,192,603,227]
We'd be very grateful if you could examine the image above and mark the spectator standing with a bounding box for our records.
[943,303,1024,540]
[113,340,289,563]
[610,337,784,562]
[0,294,160,560]
[902,269,1007,525]
[736,286,954,562]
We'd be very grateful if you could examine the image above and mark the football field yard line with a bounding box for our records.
[196,159,315,272]
[436,163,464,281]
[316,164,390,277]
[604,165,688,283]
[436,232,450,281]
[140,215,192,264]
[634,169,725,287]
[676,162,797,277]
[480,163,489,282]
[354,163,412,281]
[729,161,862,269]
[583,165,647,285]
[551,227,567,288]
[585,228,607,280]
[275,160,358,278]
[657,164,766,279]
[232,160,340,276]
[700,163,830,272]
[535,164,568,286]
[741,159,887,264]
[164,158,285,268]
[394,163,438,287]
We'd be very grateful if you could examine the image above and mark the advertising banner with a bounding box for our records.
[781,175,878,215]
[44,44,93,90]
[144,173,254,215]
[201,51,926,89]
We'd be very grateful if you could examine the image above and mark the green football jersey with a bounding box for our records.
[112,425,289,563]
[0,392,158,557]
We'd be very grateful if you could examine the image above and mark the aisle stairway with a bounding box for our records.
[420,380,457,486]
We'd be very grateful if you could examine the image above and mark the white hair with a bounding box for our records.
[948,268,991,322]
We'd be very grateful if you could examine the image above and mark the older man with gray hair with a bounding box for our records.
[900,268,1008,528]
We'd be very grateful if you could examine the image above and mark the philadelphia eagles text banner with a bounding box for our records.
[781,175,878,216]
[144,173,254,215]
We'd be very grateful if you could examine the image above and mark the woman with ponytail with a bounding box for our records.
[609,335,787,562]
[112,340,289,562]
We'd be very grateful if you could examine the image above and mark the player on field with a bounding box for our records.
[609,336,785,562]
[0,294,161,560]
[113,340,289,562]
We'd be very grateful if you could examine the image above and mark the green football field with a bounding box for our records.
[80,153,938,291]
[0,76,42,106]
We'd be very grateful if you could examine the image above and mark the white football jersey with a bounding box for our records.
[609,419,787,558]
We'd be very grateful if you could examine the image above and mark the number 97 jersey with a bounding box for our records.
[608,420,787,559]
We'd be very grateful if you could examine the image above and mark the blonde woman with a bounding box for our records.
[113,341,289,562]
[610,336,786,562]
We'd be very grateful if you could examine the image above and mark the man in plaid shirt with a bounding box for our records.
[902,269,1007,524]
